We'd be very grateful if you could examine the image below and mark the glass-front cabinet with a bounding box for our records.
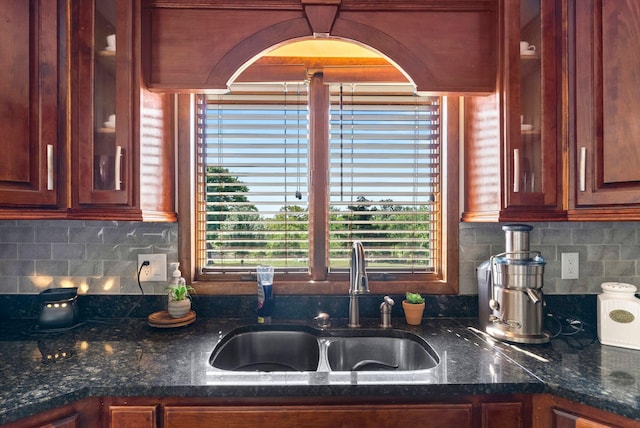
[462,0,563,222]
[506,0,562,215]
[74,0,132,207]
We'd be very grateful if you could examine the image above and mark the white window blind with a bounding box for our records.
[197,84,310,273]
[328,85,440,273]
[196,83,441,277]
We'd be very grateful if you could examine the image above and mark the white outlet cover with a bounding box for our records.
[138,253,167,282]
[561,252,579,280]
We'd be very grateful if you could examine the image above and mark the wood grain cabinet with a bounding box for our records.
[568,0,640,220]
[109,405,157,428]
[70,0,175,221]
[164,404,473,428]
[463,0,564,222]
[533,394,640,428]
[0,0,67,215]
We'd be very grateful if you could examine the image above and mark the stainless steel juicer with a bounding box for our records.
[477,224,550,344]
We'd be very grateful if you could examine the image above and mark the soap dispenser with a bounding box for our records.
[166,262,191,319]
[168,262,186,288]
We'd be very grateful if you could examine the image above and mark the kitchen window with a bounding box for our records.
[178,75,459,295]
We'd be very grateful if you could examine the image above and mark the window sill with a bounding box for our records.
[191,279,457,295]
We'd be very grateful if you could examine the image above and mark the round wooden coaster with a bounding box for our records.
[148,310,196,328]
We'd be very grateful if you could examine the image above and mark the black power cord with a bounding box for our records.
[119,260,148,319]
[545,312,597,349]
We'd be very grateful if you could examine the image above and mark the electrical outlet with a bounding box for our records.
[138,254,167,282]
[561,252,579,280]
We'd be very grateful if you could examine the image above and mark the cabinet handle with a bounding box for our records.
[115,145,122,191]
[513,148,520,193]
[579,147,586,192]
[47,144,54,191]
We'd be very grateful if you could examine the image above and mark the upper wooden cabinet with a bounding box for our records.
[462,0,564,222]
[141,0,498,95]
[568,0,640,220]
[70,0,176,221]
[0,0,67,215]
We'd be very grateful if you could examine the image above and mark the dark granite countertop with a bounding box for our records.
[0,317,638,425]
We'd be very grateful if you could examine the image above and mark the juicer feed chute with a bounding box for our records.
[477,224,550,344]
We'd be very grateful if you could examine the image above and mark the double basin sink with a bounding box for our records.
[209,324,439,373]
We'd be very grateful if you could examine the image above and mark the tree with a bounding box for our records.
[205,166,263,263]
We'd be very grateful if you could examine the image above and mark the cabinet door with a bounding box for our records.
[164,404,473,428]
[482,401,524,428]
[571,0,640,213]
[505,0,562,213]
[462,0,564,222]
[109,405,157,428]
[0,0,61,208]
[36,414,79,428]
[553,409,616,428]
[74,0,132,206]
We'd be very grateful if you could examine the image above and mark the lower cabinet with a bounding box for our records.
[163,404,473,428]
[6,394,640,428]
[0,398,98,428]
[105,396,526,428]
[532,394,640,428]
[108,406,158,428]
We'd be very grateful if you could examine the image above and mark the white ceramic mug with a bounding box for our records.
[106,34,116,50]
[520,41,535,54]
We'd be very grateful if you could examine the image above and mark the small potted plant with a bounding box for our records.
[166,283,195,319]
[402,291,425,325]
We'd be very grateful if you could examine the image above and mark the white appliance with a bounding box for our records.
[597,282,640,350]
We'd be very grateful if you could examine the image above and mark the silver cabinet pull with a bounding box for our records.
[47,144,54,190]
[579,147,586,192]
[513,148,520,193]
[115,145,122,191]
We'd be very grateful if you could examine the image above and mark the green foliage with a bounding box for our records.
[166,284,196,301]
[405,291,424,304]
[206,167,433,268]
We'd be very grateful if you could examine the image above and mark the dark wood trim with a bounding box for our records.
[177,94,195,284]
[181,88,459,295]
[308,74,330,282]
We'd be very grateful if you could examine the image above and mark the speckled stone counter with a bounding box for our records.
[0,317,638,425]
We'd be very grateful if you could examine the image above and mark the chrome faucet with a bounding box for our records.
[348,241,369,327]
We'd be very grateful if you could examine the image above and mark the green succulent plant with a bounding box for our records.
[405,291,425,304]
[166,284,196,301]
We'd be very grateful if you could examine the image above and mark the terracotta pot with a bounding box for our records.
[168,298,191,319]
[402,300,425,325]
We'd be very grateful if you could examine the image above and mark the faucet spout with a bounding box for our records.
[349,241,369,295]
[348,241,369,327]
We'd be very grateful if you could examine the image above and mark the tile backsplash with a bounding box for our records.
[459,221,640,295]
[0,220,177,295]
[0,220,638,296]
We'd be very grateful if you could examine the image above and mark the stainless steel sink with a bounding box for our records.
[209,325,439,373]
[209,326,320,371]
[326,336,438,371]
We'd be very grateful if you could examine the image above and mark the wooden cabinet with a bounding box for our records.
[533,394,640,428]
[70,0,176,221]
[0,0,67,215]
[567,0,640,220]
[0,398,98,428]
[109,406,157,428]
[462,0,564,222]
[164,404,473,428]
[482,401,525,428]
[0,0,175,221]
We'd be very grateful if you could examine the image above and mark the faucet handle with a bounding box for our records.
[379,296,394,328]
[314,312,331,328]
